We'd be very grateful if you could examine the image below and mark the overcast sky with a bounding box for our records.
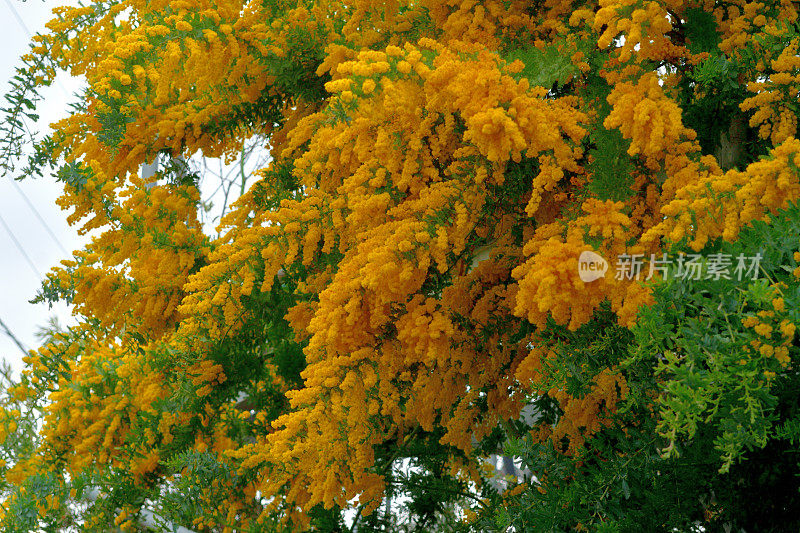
[1,0,84,374]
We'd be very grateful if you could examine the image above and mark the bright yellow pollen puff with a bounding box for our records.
[362,79,376,93]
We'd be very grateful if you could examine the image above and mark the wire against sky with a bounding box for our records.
[10,179,69,255]
[0,314,28,356]
[2,0,31,36]
[0,210,43,280]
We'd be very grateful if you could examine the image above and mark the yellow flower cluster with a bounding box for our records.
[514,199,651,331]
[548,369,629,453]
[742,38,800,144]
[741,292,796,369]
[516,344,630,453]
[605,73,695,167]
[716,0,799,57]
[648,138,800,248]
[46,179,207,339]
[594,0,684,64]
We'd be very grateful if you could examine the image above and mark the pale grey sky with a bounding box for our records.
[1,0,84,374]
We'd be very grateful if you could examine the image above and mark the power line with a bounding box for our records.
[10,180,69,255]
[0,315,28,356]
[2,0,31,36]
[0,211,42,280]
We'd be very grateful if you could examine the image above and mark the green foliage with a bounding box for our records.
[0,1,121,176]
[503,41,580,91]
[636,203,800,472]
[0,60,48,177]
[586,127,634,202]
[158,450,245,527]
[473,204,800,532]
[683,8,721,55]
[679,54,756,164]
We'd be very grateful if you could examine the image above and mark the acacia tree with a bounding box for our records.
[2,0,800,531]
